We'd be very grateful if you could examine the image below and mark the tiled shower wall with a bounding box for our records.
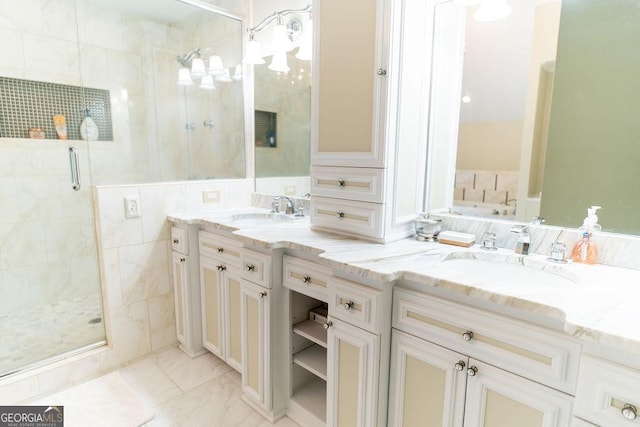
[0,178,253,404]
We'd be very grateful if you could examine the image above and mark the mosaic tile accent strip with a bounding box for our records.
[0,77,113,140]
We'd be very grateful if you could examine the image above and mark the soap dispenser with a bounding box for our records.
[570,206,601,264]
[80,109,99,141]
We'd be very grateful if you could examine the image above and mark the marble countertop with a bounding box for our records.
[168,210,640,355]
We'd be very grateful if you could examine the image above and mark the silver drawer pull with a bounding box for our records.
[337,180,345,188]
[343,301,354,311]
[216,247,224,253]
[179,257,186,262]
[173,239,180,244]
[462,331,474,341]
[302,275,311,284]
[259,292,267,299]
[245,264,255,272]
[454,361,466,371]
[467,366,478,377]
[336,212,345,219]
[323,321,333,330]
[622,404,638,420]
[377,68,387,76]
[216,265,226,271]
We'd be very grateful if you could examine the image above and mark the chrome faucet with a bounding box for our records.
[280,196,295,215]
[510,225,530,255]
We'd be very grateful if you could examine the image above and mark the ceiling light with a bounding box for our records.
[474,0,512,21]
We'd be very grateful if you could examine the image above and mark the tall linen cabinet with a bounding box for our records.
[310,0,436,242]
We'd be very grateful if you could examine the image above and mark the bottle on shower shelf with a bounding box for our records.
[80,109,99,141]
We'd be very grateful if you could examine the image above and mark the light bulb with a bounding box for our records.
[190,57,206,78]
[177,67,194,85]
[268,51,290,73]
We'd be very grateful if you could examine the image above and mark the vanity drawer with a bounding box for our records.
[240,249,271,289]
[575,355,640,426]
[393,288,582,394]
[310,196,384,240]
[171,227,189,255]
[329,277,381,334]
[199,231,242,269]
[311,166,385,203]
[283,255,330,302]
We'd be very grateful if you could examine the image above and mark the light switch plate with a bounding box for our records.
[124,196,141,218]
[202,190,220,203]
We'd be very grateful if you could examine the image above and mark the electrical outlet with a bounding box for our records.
[202,190,220,203]
[124,196,141,218]
[284,185,296,195]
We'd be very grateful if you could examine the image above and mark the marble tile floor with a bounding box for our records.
[30,346,300,427]
[0,293,105,377]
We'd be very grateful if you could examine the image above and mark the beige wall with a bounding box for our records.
[456,120,523,171]
[540,0,640,233]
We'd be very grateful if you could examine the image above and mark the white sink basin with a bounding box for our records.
[440,254,576,288]
[227,212,298,226]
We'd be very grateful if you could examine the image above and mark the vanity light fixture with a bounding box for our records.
[176,48,241,88]
[243,4,312,74]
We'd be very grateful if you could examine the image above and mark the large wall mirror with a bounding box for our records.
[427,0,640,235]
[251,0,311,197]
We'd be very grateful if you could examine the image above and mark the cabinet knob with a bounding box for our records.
[622,404,638,420]
[336,212,345,219]
[337,180,345,188]
[216,265,226,271]
[245,264,255,272]
[467,366,478,377]
[216,247,224,253]
[179,257,186,263]
[377,68,387,76]
[172,239,180,244]
[259,292,267,299]
[323,321,333,330]
[302,275,311,284]
[454,361,466,371]
[462,331,474,341]
[343,301,354,311]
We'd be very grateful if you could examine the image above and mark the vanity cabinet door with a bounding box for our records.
[388,330,466,427]
[241,280,270,408]
[464,359,573,427]
[172,251,189,347]
[312,0,389,168]
[200,251,243,372]
[326,318,380,427]
[200,255,226,358]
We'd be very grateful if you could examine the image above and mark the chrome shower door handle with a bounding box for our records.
[68,146,81,191]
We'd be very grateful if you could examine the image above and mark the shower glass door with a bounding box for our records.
[0,0,105,377]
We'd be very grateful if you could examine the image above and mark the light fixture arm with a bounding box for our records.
[247,4,311,36]
[176,47,214,67]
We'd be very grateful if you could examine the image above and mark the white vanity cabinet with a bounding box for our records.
[198,231,243,371]
[283,255,391,427]
[310,0,435,242]
[170,225,205,358]
[388,288,579,426]
[574,355,640,426]
[239,246,287,422]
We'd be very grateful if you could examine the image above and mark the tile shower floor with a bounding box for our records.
[0,293,105,376]
[32,346,300,427]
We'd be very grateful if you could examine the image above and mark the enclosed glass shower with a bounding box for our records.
[0,0,245,377]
